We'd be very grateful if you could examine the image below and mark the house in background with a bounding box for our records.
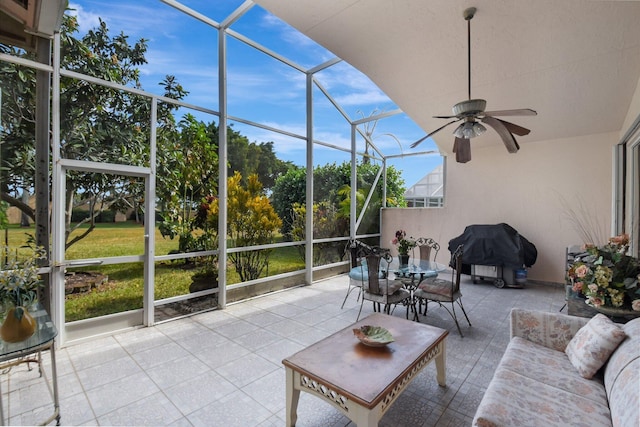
[404,164,444,208]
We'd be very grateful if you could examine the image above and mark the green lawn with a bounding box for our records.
[3,223,305,321]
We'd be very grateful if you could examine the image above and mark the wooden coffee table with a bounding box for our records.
[282,313,448,426]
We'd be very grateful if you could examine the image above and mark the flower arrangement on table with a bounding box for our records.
[0,245,46,310]
[392,230,417,255]
[567,234,640,311]
[0,245,46,342]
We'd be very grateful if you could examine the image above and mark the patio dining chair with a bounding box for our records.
[356,252,410,321]
[414,244,471,336]
[415,237,441,313]
[341,240,386,309]
[341,240,368,308]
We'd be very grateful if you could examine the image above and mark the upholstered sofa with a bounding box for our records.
[473,308,639,427]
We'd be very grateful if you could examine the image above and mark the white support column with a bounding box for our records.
[350,124,357,239]
[305,73,314,285]
[217,26,228,308]
[50,31,66,345]
[143,99,158,326]
[382,159,387,208]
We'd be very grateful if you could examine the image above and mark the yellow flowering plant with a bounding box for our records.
[567,234,640,310]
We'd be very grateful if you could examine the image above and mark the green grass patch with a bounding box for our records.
[4,223,308,321]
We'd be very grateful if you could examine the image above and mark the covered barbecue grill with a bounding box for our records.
[448,223,537,288]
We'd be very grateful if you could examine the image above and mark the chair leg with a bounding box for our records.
[340,289,352,309]
[388,303,398,315]
[436,301,464,337]
[408,299,419,322]
[449,302,464,337]
[341,281,362,309]
[356,296,365,321]
[456,298,472,326]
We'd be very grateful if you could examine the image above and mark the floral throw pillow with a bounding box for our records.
[565,313,627,379]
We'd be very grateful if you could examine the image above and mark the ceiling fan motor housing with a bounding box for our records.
[453,99,486,117]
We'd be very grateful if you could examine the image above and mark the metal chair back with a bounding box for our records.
[450,244,464,293]
[417,237,441,263]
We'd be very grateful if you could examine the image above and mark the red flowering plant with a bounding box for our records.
[391,230,417,255]
[567,234,640,311]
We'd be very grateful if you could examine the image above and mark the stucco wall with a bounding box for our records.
[382,131,619,284]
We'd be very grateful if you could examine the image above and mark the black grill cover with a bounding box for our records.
[448,223,537,268]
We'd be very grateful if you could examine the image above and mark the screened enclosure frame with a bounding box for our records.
[0,0,440,346]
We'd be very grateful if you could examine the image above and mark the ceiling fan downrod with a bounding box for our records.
[464,7,476,101]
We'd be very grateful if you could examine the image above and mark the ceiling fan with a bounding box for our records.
[411,7,537,163]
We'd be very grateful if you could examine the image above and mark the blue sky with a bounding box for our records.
[69,0,443,189]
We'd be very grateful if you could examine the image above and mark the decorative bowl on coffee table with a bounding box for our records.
[353,325,394,347]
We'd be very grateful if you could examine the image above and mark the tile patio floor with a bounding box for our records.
[4,274,565,426]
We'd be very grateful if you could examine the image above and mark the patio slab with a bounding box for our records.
[3,274,564,426]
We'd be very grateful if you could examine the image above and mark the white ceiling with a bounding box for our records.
[254,0,640,154]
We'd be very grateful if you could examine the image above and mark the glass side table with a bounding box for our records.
[0,305,60,426]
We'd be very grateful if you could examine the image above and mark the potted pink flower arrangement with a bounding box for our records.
[392,230,417,255]
[392,230,417,268]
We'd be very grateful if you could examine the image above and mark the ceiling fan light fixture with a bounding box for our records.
[472,121,486,137]
[453,121,486,139]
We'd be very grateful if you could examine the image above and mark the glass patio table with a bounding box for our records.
[0,304,60,426]
[387,259,449,321]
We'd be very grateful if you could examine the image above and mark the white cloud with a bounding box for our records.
[68,3,101,34]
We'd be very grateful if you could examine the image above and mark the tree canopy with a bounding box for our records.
[272,161,406,238]
[1,11,411,258]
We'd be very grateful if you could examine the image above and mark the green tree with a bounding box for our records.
[227,129,291,191]
[290,201,347,265]
[313,162,352,206]
[157,113,218,252]
[337,162,406,234]
[271,166,306,237]
[157,117,290,253]
[0,15,187,248]
[0,45,37,218]
[271,160,406,238]
[205,172,282,282]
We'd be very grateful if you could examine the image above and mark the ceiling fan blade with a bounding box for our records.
[410,119,461,148]
[433,115,458,119]
[484,108,537,117]
[453,137,471,163]
[481,116,520,153]
[496,118,531,136]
